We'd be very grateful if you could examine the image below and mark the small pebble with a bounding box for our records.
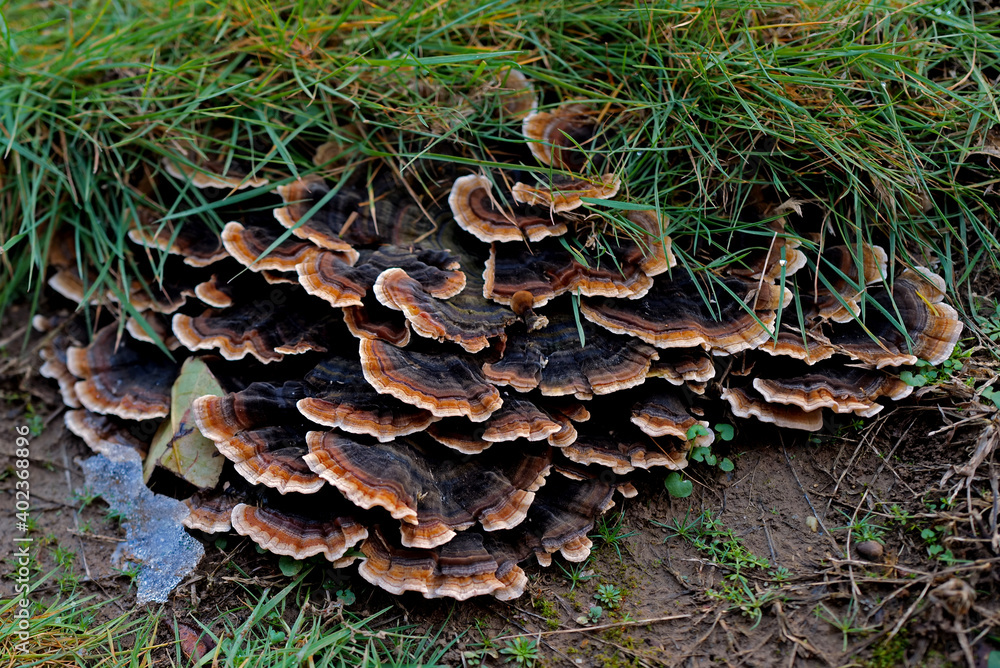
[856,540,884,561]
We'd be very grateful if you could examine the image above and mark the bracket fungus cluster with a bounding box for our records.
[39,73,964,601]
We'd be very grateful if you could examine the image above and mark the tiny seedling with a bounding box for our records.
[590,509,638,562]
[576,605,603,625]
[557,558,595,591]
[594,583,623,609]
[500,637,539,667]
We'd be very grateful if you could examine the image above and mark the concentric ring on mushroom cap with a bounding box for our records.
[581,274,791,355]
[358,527,525,600]
[66,325,178,420]
[510,172,621,213]
[297,355,439,442]
[721,386,824,432]
[374,267,515,353]
[193,382,326,494]
[449,174,568,243]
[828,267,963,368]
[298,246,465,309]
[360,339,503,421]
[752,366,913,418]
[305,432,551,549]
[231,501,367,562]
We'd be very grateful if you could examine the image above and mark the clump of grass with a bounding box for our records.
[2,0,999,342]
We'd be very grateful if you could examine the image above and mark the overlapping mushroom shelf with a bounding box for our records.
[40,81,964,600]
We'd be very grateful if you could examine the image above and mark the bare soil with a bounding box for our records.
[2,295,998,667]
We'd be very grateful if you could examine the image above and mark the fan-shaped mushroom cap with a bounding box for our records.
[193,274,235,308]
[724,221,808,282]
[297,356,438,442]
[520,474,616,564]
[275,175,432,250]
[448,174,569,243]
[631,393,714,447]
[581,274,790,355]
[752,367,912,417]
[721,386,823,432]
[126,312,182,351]
[173,287,339,364]
[221,221,331,274]
[342,299,412,346]
[523,104,596,171]
[359,527,525,600]
[162,147,267,190]
[807,244,888,323]
[38,317,88,409]
[484,230,669,307]
[65,410,152,458]
[183,489,239,533]
[562,429,687,474]
[759,330,836,365]
[231,501,367,562]
[497,67,537,118]
[426,394,563,454]
[375,268,515,353]
[360,339,502,421]
[829,268,963,367]
[483,313,659,399]
[128,211,228,267]
[305,432,551,548]
[66,325,178,420]
[511,173,621,213]
[298,246,464,308]
[193,382,325,494]
[647,348,716,387]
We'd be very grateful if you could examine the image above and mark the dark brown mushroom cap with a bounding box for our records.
[647,348,716,387]
[162,149,267,191]
[518,473,616,564]
[38,317,88,409]
[829,268,963,367]
[193,382,325,494]
[221,221,331,274]
[64,409,152,458]
[631,393,713,447]
[448,174,569,243]
[183,489,239,533]
[193,274,235,308]
[723,220,808,282]
[759,330,836,365]
[232,502,367,562]
[806,244,888,323]
[375,268,515,353]
[484,232,667,307]
[66,325,178,420]
[342,298,412,347]
[425,393,563,454]
[752,366,912,417]
[128,210,228,267]
[482,313,659,399]
[173,287,340,364]
[297,356,438,442]
[721,386,823,432]
[522,104,596,171]
[581,274,790,354]
[360,339,503,421]
[510,172,621,213]
[126,312,182,351]
[275,174,433,250]
[305,432,551,548]
[358,527,525,600]
[298,246,465,308]
[496,67,537,118]
[562,429,687,474]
